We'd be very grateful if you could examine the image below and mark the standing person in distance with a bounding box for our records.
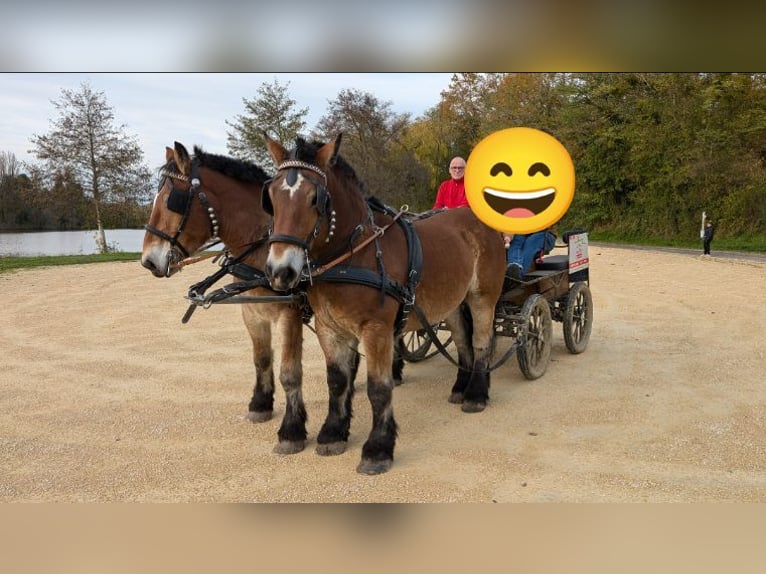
[703,219,715,256]
[433,157,469,209]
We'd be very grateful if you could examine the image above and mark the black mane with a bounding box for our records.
[291,137,366,193]
[193,146,271,184]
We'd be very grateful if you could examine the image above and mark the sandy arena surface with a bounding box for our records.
[1,245,765,502]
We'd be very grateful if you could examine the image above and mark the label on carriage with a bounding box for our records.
[568,233,589,274]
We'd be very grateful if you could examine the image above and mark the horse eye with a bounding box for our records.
[490,162,513,177]
[528,162,551,176]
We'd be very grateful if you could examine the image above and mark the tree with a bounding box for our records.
[0,151,23,228]
[315,88,430,209]
[29,82,152,252]
[226,78,309,170]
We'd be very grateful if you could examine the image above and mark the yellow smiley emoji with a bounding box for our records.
[465,127,575,235]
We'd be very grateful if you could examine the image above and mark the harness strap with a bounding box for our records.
[310,208,406,277]
[313,265,411,304]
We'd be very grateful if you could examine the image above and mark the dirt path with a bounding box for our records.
[2,246,765,501]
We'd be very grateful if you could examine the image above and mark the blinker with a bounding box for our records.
[167,187,191,215]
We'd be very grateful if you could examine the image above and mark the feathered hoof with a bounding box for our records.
[357,458,393,475]
[316,441,347,456]
[247,410,273,423]
[461,400,486,413]
[273,440,305,455]
[448,392,464,404]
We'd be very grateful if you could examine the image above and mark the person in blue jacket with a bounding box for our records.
[503,228,557,281]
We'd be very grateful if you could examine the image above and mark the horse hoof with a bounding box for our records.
[247,410,273,423]
[461,400,486,413]
[273,440,305,455]
[394,378,404,387]
[316,442,347,456]
[448,392,464,404]
[357,458,393,475]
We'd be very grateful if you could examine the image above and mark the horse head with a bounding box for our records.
[142,142,215,277]
[141,141,271,278]
[262,133,346,290]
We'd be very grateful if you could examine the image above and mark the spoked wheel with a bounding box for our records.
[398,323,453,362]
[563,281,593,354]
[517,294,552,380]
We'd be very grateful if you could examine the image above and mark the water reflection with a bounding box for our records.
[0,229,146,256]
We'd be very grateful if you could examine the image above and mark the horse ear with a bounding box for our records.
[263,132,288,166]
[173,141,191,176]
[165,146,174,162]
[317,133,342,169]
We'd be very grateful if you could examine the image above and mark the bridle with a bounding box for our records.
[262,159,336,252]
[144,159,221,258]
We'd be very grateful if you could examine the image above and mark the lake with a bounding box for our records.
[0,229,147,256]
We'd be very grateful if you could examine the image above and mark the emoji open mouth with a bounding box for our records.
[483,187,555,217]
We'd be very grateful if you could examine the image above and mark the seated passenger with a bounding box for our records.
[502,229,557,281]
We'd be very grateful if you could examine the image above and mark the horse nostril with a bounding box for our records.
[141,257,156,272]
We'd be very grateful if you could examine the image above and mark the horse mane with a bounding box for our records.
[193,146,271,184]
[291,137,367,195]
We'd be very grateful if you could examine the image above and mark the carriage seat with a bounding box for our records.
[528,227,588,273]
[534,254,569,271]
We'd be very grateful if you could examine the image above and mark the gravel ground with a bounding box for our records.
[1,245,765,502]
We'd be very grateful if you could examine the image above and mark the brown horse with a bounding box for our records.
[140,142,310,454]
[262,134,506,474]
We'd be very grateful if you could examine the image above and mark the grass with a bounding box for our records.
[0,252,140,274]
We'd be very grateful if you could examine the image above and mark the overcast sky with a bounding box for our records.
[1,73,455,168]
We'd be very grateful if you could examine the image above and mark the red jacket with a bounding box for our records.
[433,178,469,209]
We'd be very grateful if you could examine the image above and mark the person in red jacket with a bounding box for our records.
[433,156,469,209]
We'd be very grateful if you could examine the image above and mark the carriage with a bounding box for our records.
[398,229,593,380]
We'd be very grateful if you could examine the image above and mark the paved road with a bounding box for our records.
[591,242,766,265]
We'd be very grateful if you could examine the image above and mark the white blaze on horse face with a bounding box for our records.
[281,171,306,199]
[265,172,316,290]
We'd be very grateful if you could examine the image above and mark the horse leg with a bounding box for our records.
[274,308,307,454]
[444,305,475,404]
[357,324,398,475]
[241,306,275,422]
[315,322,358,457]
[460,297,496,413]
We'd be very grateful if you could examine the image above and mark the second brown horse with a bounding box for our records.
[263,134,506,474]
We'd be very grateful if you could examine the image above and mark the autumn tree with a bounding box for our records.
[315,88,430,209]
[29,82,152,253]
[226,78,309,170]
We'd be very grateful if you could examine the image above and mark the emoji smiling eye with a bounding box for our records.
[528,162,550,176]
[490,162,513,176]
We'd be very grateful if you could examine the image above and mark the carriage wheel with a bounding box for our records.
[398,328,433,362]
[517,294,552,380]
[398,323,453,362]
[563,281,593,354]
